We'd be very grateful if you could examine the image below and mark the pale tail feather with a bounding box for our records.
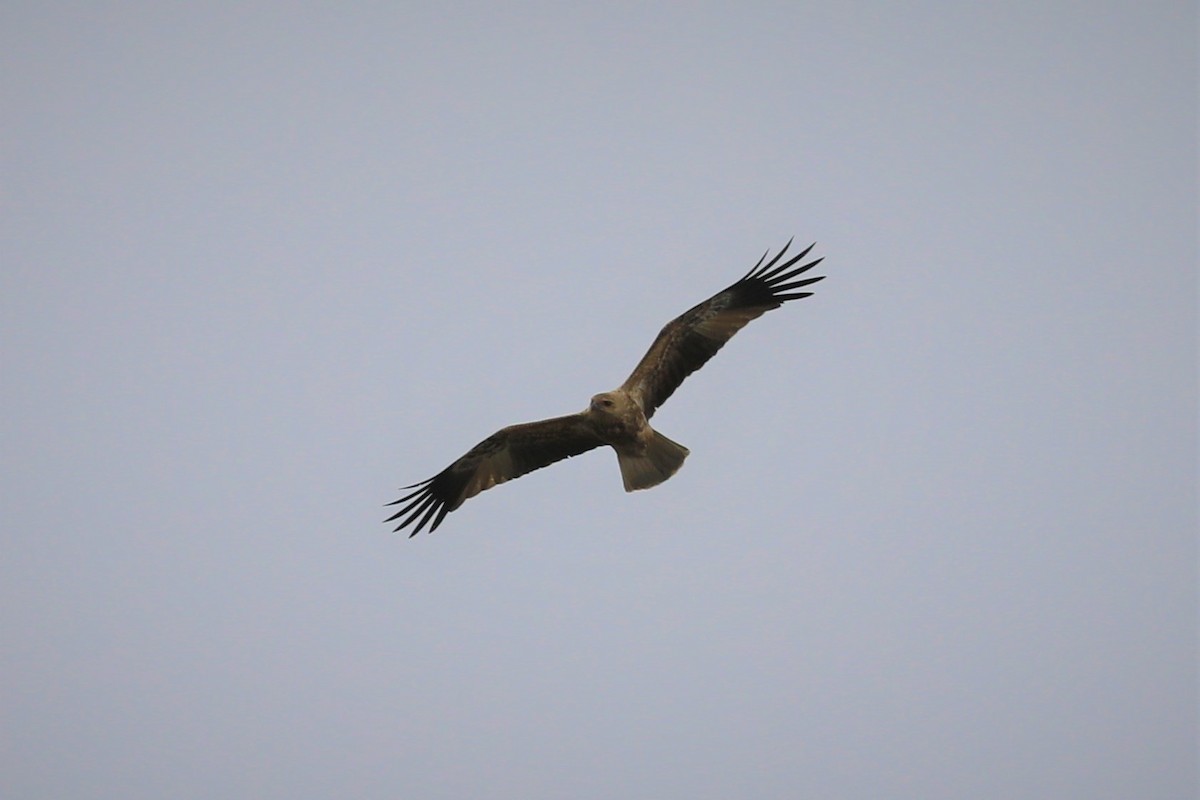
[617,429,690,492]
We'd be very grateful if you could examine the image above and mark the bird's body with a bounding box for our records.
[387,239,825,535]
[585,390,689,492]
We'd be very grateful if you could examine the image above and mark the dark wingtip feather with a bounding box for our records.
[742,247,774,280]
[384,477,434,509]
[385,473,451,536]
[772,275,825,292]
[756,244,818,282]
[735,240,824,305]
[742,237,794,280]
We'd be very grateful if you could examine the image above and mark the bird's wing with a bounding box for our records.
[386,413,605,535]
[620,239,824,418]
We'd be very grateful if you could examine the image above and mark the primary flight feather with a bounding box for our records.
[387,238,826,535]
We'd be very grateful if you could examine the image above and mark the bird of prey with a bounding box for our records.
[387,238,825,535]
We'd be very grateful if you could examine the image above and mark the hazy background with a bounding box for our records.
[3,3,1195,798]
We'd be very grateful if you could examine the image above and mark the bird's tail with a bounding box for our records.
[617,428,690,492]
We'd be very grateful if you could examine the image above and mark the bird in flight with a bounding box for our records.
[387,238,826,535]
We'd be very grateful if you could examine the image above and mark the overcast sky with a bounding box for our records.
[3,3,1196,799]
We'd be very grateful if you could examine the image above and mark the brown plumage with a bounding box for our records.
[387,238,825,535]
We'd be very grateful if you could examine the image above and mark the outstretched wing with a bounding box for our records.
[386,414,605,536]
[621,239,825,417]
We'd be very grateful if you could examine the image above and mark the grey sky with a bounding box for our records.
[3,3,1195,798]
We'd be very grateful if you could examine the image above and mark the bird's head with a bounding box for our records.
[588,391,646,428]
[589,393,618,416]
